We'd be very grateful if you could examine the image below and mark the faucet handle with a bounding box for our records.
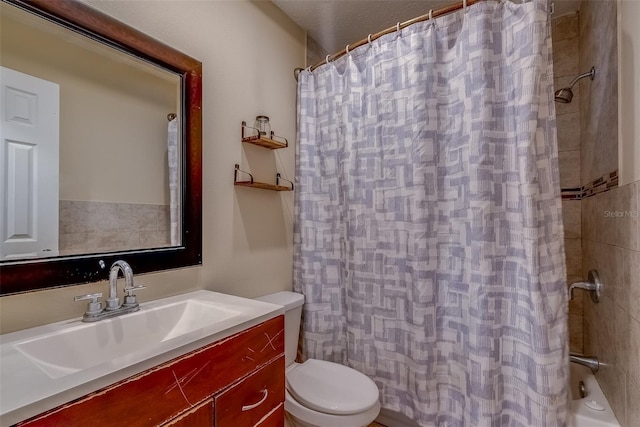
[124,284,146,296]
[123,284,146,307]
[569,269,602,303]
[74,293,103,315]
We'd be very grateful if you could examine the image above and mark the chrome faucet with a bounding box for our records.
[107,260,134,310]
[74,260,146,322]
[570,354,600,373]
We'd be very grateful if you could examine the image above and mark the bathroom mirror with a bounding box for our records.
[0,0,202,295]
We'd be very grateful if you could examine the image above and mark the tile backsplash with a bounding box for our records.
[553,12,583,354]
[574,1,637,424]
[582,182,640,427]
[59,200,171,256]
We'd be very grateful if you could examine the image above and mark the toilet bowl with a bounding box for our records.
[256,292,381,427]
[285,360,381,427]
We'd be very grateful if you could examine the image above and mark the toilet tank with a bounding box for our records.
[255,291,304,366]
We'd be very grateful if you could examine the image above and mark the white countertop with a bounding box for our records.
[0,291,284,426]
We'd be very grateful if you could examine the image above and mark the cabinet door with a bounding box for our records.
[162,399,213,427]
[215,356,285,427]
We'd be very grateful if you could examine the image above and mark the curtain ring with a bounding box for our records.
[325,54,331,64]
[429,9,433,21]
[396,22,401,35]
[306,66,312,73]
[345,44,350,55]
[463,0,468,12]
[367,34,373,45]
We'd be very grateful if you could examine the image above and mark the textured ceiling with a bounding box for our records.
[272,0,581,54]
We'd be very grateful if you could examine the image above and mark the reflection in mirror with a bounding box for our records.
[0,0,202,295]
[1,2,181,261]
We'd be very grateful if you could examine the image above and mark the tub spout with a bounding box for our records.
[570,354,599,373]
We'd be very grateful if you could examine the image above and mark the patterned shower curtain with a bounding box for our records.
[167,118,179,246]
[293,0,568,425]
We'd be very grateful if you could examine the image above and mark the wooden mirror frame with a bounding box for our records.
[0,0,202,295]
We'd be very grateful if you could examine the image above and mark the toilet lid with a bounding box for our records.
[286,359,379,415]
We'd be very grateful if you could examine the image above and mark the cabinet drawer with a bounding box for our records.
[18,316,284,427]
[215,356,285,427]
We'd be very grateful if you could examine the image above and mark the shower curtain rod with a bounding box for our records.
[304,0,483,74]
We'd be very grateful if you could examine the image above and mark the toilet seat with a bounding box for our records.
[286,359,379,415]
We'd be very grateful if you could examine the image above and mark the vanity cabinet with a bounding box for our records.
[15,316,285,427]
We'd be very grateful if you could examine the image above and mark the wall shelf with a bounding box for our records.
[234,164,293,192]
[242,135,287,150]
[237,120,292,192]
[241,121,288,150]
[234,181,293,191]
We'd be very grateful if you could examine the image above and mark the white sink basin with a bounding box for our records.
[0,290,284,426]
[14,299,240,379]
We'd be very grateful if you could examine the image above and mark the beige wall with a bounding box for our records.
[0,1,305,333]
[0,8,178,205]
[306,35,328,68]
[618,0,640,185]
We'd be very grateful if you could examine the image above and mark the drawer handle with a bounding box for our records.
[242,389,268,411]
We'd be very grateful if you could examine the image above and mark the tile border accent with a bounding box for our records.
[561,169,618,200]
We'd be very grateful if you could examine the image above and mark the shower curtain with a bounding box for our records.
[167,118,179,246]
[293,0,568,426]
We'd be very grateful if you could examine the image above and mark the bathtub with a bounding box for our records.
[569,363,621,427]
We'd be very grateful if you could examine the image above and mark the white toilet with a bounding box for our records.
[256,291,381,427]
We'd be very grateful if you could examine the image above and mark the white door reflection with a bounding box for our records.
[0,66,59,260]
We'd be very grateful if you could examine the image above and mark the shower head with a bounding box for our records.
[554,67,596,103]
[554,87,574,103]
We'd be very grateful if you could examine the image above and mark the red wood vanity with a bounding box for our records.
[16,316,285,427]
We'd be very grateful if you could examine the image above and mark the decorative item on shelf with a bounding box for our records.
[234,164,293,191]
[255,115,271,137]
[241,120,288,149]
